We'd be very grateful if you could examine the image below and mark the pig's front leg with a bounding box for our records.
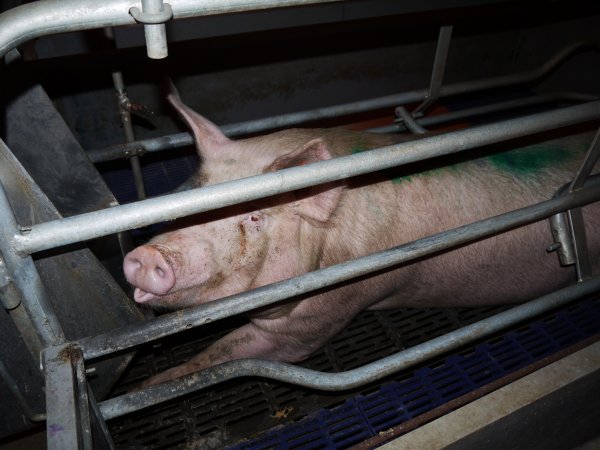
[140,323,283,387]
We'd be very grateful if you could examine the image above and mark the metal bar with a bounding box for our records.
[395,106,427,134]
[44,343,92,450]
[12,101,600,257]
[565,128,600,280]
[87,78,598,163]
[111,69,147,199]
[0,262,44,360]
[88,91,597,163]
[0,358,46,422]
[79,175,600,361]
[0,184,65,347]
[87,386,117,450]
[0,0,345,58]
[6,303,45,360]
[412,25,453,117]
[98,275,600,420]
[382,91,598,134]
[568,207,592,281]
[570,127,600,192]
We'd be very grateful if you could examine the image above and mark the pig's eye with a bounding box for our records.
[250,215,259,222]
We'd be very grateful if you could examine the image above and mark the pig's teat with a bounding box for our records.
[124,246,176,302]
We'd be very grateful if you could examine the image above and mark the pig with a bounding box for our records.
[123,84,600,387]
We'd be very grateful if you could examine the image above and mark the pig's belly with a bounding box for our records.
[369,204,600,309]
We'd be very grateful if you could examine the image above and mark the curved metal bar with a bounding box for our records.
[12,100,600,256]
[78,175,600,361]
[98,275,600,420]
[0,0,343,58]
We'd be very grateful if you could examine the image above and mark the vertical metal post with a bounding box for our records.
[412,25,453,117]
[567,128,600,281]
[112,70,147,200]
[0,182,65,350]
[43,343,92,450]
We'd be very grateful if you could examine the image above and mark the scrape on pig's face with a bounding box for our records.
[123,207,271,310]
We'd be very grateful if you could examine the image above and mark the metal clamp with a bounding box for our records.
[124,147,146,158]
[548,171,600,281]
[129,3,173,24]
[129,1,172,59]
[547,212,577,266]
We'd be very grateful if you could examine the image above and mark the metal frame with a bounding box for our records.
[87,40,599,163]
[0,1,599,448]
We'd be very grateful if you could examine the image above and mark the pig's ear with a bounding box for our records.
[267,139,342,223]
[166,79,229,156]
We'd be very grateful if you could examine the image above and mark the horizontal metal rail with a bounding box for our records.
[98,275,600,419]
[79,175,600,360]
[0,0,345,58]
[10,100,600,256]
[89,92,598,163]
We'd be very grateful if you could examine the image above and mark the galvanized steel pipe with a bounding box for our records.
[98,275,600,419]
[0,182,65,347]
[12,101,600,256]
[0,0,344,59]
[88,92,598,163]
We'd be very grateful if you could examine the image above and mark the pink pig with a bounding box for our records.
[124,84,600,386]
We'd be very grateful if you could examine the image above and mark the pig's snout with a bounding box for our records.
[124,246,176,303]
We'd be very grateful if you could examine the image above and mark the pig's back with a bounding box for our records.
[315,129,599,308]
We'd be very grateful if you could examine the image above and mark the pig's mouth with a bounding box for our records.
[133,287,161,304]
[132,283,209,310]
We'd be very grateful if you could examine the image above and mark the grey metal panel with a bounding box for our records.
[0,64,145,438]
[3,58,117,217]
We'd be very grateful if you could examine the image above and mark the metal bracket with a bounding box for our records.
[547,212,576,266]
[124,147,146,158]
[547,128,600,281]
[129,1,172,59]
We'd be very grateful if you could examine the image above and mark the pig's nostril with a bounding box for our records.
[124,246,176,296]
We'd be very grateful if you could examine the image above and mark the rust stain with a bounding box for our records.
[270,406,294,419]
[58,345,74,363]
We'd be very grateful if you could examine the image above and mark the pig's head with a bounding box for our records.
[123,82,343,310]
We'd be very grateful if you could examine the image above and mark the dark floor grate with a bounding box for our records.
[227,298,600,450]
[107,297,599,449]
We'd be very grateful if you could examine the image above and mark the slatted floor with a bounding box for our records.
[106,296,600,449]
